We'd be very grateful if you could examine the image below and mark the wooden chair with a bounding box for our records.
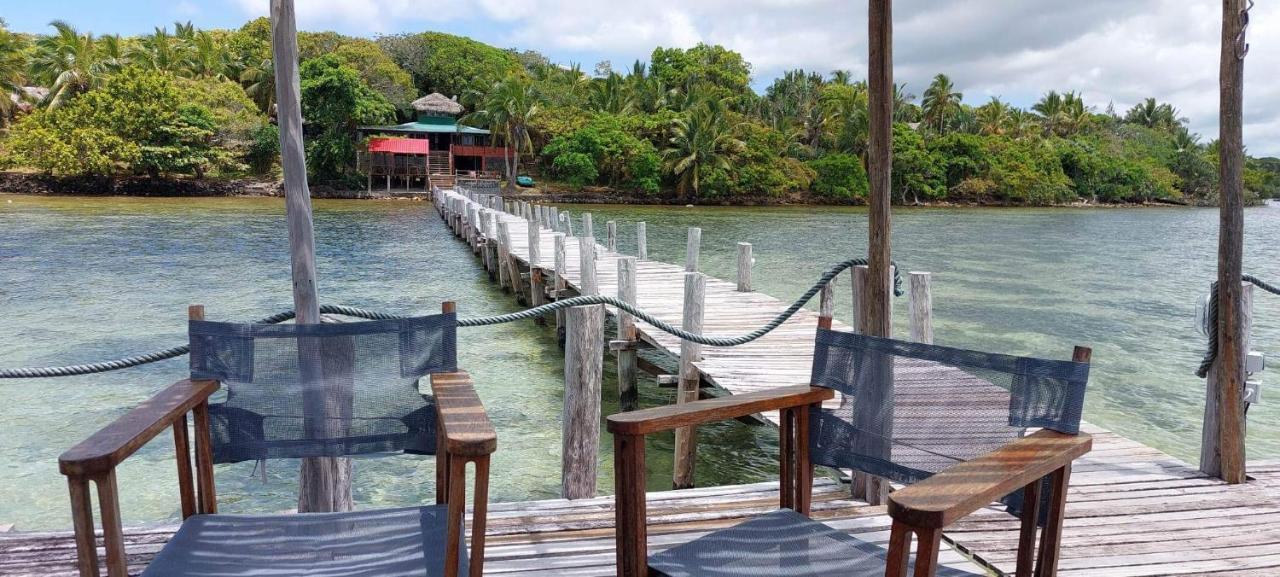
[609,329,1092,577]
[58,302,495,577]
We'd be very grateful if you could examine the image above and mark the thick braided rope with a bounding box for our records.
[0,261,901,378]
[1196,274,1280,378]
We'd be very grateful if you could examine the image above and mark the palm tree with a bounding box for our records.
[240,57,276,114]
[0,23,27,126]
[588,72,633,115]
[976,97,1010,136]
[1059,92,1091,136]
[29,20,105,108]
[829,69,853,86]
[891,82,920,122]
[1032,90,1064,135]
[1007,109,1040,140]
[1125,97,1184,131]
[1173,126,1202,152]
[920,74,962,134]
[663,98,744,201]
[463,76,543,191]
[186,30,227,79]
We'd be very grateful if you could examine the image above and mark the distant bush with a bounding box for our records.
[551,152,597,189]
[246,124,279,174]
[808,153,868,199]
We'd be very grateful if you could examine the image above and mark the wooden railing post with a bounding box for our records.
[529,222,546,326]
[819,276,835,330]
[549,207,560,231]
[582,213,594,240]
[673,272,705,489]
[1202,281,1253,478]
[737,242,752,292]
[579,236,598,296]
[636,222,648,260]
[563,303,604,499]
[909,272,933,344]
[607,220,618,252]
[614,257,639,411]
[554,233,568,344]
[562,213,574,237]
[686,227,701,272]
[496,221,511,290]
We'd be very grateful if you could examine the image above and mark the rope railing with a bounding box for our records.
[0,259,903,379]
[1197,273,1279,378]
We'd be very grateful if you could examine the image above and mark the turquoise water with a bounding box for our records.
[1,194,1278,530]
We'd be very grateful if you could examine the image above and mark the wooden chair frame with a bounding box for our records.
[57,302,496,577]
[608,347,1092,577]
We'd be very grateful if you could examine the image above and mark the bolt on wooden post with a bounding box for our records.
[673,271,706,489]
[613,257,639,411]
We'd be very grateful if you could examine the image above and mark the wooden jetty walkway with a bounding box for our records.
[4,192,1280,576]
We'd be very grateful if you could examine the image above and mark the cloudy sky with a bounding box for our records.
[5,0,1278,155]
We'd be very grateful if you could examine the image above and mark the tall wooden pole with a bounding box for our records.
[272,0,351,513]
[866,0,893,340]
[1204,0,1248,484]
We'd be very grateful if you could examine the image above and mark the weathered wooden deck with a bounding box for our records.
[435,189,1280,576]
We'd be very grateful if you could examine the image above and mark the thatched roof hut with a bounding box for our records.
[411,93,464,116]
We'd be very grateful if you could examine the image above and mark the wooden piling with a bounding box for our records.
[736,243,752,292]
[562,303,604,499]
[615,257,639,411]
[637,222,648,260]
[673,272,706,489]
[819,278,835,330]
[1202,281,1253,479]
[607,221,618,252]
[908,272,933,343]
[554,233,568,342]
[579,236,598,296]
[496,221,512,290]
[583,213,594,240]
[549,207,560,232]
[685,227,701,272]
[528,217,541,267]
[563,213,574,238]
[529,219,546,325]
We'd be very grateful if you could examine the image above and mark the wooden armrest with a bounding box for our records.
[432,370,497,457]
[606,385,834,436]
[887,430,1092,528]
[59,379,220,477]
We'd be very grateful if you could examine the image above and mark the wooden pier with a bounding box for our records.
[4,192,1280,576]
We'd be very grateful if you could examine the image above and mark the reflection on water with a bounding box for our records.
[1,194,1277,530]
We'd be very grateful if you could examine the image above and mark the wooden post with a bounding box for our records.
[909,272,933,344]
[579,236,598,296]
[563,213,575,237]
[497,221,512,290]
[271,0,350,514]
[554,233,568,343]
[582,213,594,240]
[1203,0,1249,484]
[607,221,618,252]
[615,257,639,411]
[562,303,604,499]
[736,242,752,292]
[528,217,542,267]
[636,222,648,259]
[819,278,835,330]
[685,227,701,272]
[673,272,705,489]
[1203,282,1253,479]
[550,207,560,232]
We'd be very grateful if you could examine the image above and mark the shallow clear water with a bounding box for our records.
[1,194,1278,530]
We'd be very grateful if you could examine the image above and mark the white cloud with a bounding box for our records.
[231,0,1280,155]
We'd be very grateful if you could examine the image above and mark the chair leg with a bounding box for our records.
[469,456,490,577]
[445,454,468,577]
[614,433,648,577]
[795,406,813,516]
[67,476,99,577]
[1035,465,1072,577]
[1016,477,1043,577]
[779,407,794,510]
[95,471,127,577]
[913,527,942,577]
[885,520,912,577]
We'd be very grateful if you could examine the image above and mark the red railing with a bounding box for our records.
[452,144,508,158]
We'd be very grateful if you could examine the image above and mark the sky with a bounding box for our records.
[3,0,1279,156]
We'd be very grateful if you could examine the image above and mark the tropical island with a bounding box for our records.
[1,17,1277,205]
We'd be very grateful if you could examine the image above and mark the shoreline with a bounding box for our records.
[0,171,1216,208]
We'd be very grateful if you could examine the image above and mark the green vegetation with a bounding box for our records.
[0,17,1277,204]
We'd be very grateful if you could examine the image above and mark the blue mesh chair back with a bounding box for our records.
[189,314,457,464]
[809,329,1088,495]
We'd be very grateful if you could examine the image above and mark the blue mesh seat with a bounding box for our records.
[611,328,1091,577]
[59,306,495,577]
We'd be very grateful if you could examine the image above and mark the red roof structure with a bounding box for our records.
[367,137,429,155]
